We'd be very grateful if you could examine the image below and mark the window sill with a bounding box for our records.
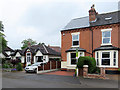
[97,65,118,68]
[71,45,79,48]
[67,65,76,67]
[101,43,112,46]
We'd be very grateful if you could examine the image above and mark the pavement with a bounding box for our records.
[2,71,119,88]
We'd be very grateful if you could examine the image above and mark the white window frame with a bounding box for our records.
[95,50,118,68]
[101,28,112,46]
[70,53,76,65]
[101,51,111,66]
[71,32,80,47]
[26,52,31,62]
[67,51,84,66]
[95,51,99,66]
[113,51,117,66]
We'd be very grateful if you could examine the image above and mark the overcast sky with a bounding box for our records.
[0,0,119,49]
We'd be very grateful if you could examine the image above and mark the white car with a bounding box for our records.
[25,63,41,73]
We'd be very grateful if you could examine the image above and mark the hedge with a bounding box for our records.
[16,63,23,71]
[77,56,97,73]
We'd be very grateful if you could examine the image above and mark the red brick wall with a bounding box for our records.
[61,24,119,68]
[61,28,92,61]
[92,24,119,50]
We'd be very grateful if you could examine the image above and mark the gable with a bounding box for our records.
[15,52,21,57]
[35,50,43,56]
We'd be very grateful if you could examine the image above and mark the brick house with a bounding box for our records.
[61,5,120,71]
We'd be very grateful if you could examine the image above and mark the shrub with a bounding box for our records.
[118,68,120,71]
[77,56,97,73]
[10,59,21,67]
[16,63,23,71]
[28,64,31,66]
[1,58,7,64]
[3,63,9,68]
[2,63,13,68]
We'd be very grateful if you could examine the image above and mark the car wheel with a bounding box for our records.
[34,68,37,73]
[26,71,28,73]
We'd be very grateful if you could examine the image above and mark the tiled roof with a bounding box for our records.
[62,16,90,30]
[93,45,119,52]
[3,46,14,52]
[48,46,61,53]
[62,10,120,31]
[11,49,24,56]
[23,44,61,56]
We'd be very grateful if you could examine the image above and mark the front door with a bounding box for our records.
[26,53,31,66]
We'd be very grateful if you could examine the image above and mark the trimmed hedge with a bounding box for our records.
[77,56,97,73]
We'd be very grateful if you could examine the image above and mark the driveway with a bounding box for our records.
[41,71,75,76]
[2,71,119,88]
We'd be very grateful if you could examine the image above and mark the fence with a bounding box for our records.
[38,60,61,71]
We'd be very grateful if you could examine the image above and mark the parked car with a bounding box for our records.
[25,63,41,73]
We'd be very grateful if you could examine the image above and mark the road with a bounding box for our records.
[2,71,119,88]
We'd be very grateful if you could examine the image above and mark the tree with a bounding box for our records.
[21,38,37,49]
[0,21,7,53]
[0,21,4,32]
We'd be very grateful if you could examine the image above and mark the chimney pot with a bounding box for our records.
[89,4,97,22]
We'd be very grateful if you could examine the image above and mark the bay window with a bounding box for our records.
[95,50,118,67]
[113,52,116,66]
[96,52,99,65]
[101,52,110,65]
[71,53,76,65]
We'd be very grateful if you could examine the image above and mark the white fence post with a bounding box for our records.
[56,61,57,69]
[37,66,38,74]
[76,68,78,77]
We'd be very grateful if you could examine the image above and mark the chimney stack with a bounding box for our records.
[89,4,98,22]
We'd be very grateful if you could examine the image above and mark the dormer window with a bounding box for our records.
[101,28,112,45]
[71,32,80,47]
[105,17,112,20]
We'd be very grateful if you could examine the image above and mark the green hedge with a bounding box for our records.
[77,56,97,73]
[16,63,23,71]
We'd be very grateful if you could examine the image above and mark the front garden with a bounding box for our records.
[76,56,107,79]
[1,58,23,72]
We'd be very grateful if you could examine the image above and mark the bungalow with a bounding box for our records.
[12,43,61,67]
[61,5,120,71]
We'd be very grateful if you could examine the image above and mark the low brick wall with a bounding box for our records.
[79,65,106,79]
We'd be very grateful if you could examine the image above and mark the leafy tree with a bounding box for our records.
[21,38,37,49]
[0,21,4,32]
[0,22,7,53]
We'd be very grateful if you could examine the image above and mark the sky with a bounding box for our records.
[0,0,119,49]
